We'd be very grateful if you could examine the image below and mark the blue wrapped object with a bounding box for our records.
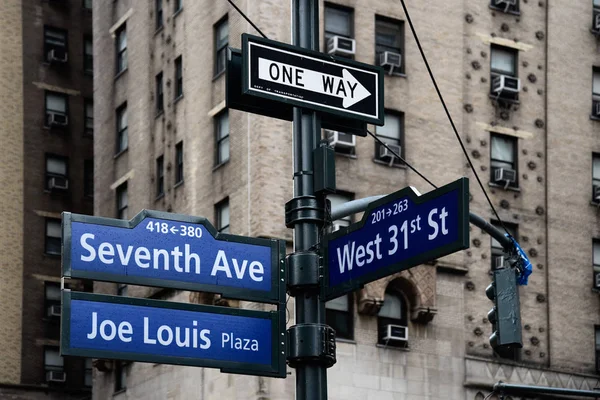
[508,234,532,285]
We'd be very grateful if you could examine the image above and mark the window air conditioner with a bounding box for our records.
[595,271,600,289]
[492,75,521,95]
[327,36,356,56]
[494,168,516,189]
[379,51,402,75]
[48,48,68,63]
[49,176,69,190]
[594,186,600,202]
[492,0,517,12]
[494,255,505,270]
[382,324,408,342]
[47,304,61,317]
[595,13,600,32]
[379,144,401,164]
[325,129,356,148]
[47,112,68,127]
[46,371,66,383]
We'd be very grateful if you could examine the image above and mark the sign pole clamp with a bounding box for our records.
[287,323,336,368]
[285,196,326,228]
[286,252,321,295]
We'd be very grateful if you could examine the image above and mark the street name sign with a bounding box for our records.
[242,34,384,126]
[61,291,286,378]
[62,210,285,304]
[323,178,470,300]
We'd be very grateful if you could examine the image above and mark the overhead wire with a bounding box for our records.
[226,0,268,39]
[397,0,510,235]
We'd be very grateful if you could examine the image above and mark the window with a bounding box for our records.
[115,361,127,392]
[84,359,93,387]
[156,156,164,197]
[84,36,93,75]
[375,111,403,165]
[45,91,68,126]
[326,294,353,340]
[116,183,128,220]
[327,192,353,231]
[44,26,68,62]
[46,154,68,191]
[117,284,128,296]
[490,133,518,188]
[116,25,127,74]
[156,0,163,30]
[377,288,408,347]
[490,221,517,271]
[214,17,228,76]
[593,154,600,202]
[596,0,600,7]
[594,240,600,290]
[375,17,404,74]
[116,103,128,153]
[490,45,519,101]
[174,56,183,98]
[216,199,230,233]
[84,159,93,198]
[175,141,184,184]
[595,326,600,373]
[45,219,61,255]
[324,4,353,43]
[45,282,61,316]
[44,347,64,374]
[491,45,517,76]
[156,72,163,113]
[592,68,600,117]
[83,0,92,10]
[215,110,230,165]
[174,0,182,13]
[490,0,519,13]
[84,99,93,135]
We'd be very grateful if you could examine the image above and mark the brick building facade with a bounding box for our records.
[90,0,600,399]
[0,0,94,398]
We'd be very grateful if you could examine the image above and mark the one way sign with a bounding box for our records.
[242,34,384,126]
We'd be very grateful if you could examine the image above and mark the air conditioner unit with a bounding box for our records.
[47,304,61,317]
[494,168,516,189]
[492,75,521,95]
[48,48,68,63]
[595,12,600,32]
[379,144,401,165]
[382,324,408,342]
[327,36,356,56]
[494,255,505,270]
[325,129,356,148]
[47,112,68,127]
[49,176,69,190]
[46,370,66,383]
[379,51,402,75]
[492,0,517,12]
[595,272,600,289]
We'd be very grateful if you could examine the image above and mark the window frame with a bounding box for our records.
[593,153,600,201]
[215,110,230,165]
[44,281,61,315]
[45,218,62,255]
[174,56,183,99]
[115,25,127,75]
[84,98,93,135]
[324,3,354,42]
[44,26,68,63]
[114,361,127,392]
[592,68,600,117]
[175,141,184,184]
[84,35,93,75]
[375,15,404,75]
[116,102,128,154]
[45,91,68,126]
[489,0,520,14]
[44,347,64,374]
[215,198,230,233]
[596,325,600,373]
[490,45,518,77]
[84,159,94,198]
[116,182,128,220]
[490,133,518,188]
[45,153,69,191]
[156,155,164,197]
[155,0,163,30]
[214,16,229,77]
[156,72,164,113]
[325,293,354,340]
[374,110,404,165]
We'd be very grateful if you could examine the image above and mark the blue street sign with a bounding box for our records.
[323,178,469,300]
[62,210,286,304]
[61,291,286,378]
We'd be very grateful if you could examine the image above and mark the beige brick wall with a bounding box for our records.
[0,0,23,385]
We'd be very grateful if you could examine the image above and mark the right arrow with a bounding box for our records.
[257,58,371,108]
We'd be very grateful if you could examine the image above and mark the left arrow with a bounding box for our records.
[257,58,371,108]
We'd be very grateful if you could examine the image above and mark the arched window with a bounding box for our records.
[377,288,408,346]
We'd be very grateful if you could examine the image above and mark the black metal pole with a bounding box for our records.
[291,1,327,399]
[494,382,600,398]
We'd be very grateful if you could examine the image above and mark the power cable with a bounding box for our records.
[397,0,510,235]
[226,0,268,39]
